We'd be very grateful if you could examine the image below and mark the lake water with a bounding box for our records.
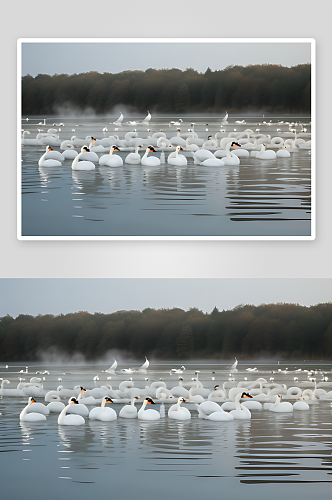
[20,115,312,237]
[1,361,331,500]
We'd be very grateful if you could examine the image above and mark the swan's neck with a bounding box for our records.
[131,398,136,407]
[58,404,70,424]
[135,146,140,154]
[72,151,84,168]
[142,149,149,160]
[109,148,114,156]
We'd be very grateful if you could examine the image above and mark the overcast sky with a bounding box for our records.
[21,40,312,77]
[0,278,330,318]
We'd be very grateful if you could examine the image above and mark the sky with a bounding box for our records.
[21,41,312,77]
[0,278,330,318]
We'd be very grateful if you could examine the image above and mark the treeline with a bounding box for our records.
[1,302,331,361]
[22,64,311,115]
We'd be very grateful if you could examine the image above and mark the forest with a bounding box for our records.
[1,302,331,362]
[21,64,311,115]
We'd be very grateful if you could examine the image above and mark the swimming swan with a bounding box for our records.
[256,144,277,160]
[99,146,123,167]
[89,397,117,421]
[138,398,161,420]
[167,146,187,166]
[119,397,140,418]
[20,397,47,422]
[141,147,161,166]
[38,146,63,167]
[168,397,191,420]
[72,147,96,170]
[125,146,143,165]
[197,400,234,421]
[223,142,241,166]
[269,394,293,413]
[58,398,85,425]
[229,393,251,420]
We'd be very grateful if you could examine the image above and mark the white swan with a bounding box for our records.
[77,387,97,405]
[269,395,293,413]
[230,357,238,371]
[197,401,234,421]
[0,379,10,395]
[119,397,140,418]
[47,401,65,413]
[20,397,47,422]
[223,142,241,166]
[167,146,187,166]
[38,146,63,167]
[293,397,309,410]
[188,387,205,404]
[138,398,161,420]
[58,398,85,426]
[141,147,161,166]
[99,146,123,167]
[137,356,149,373]
[168,397,191,420]
[125,145,142,165]
[89,397,117,421]
[72,147,95,171]
[105,359,117,374]
[89,137,106,153]
[208,385,227,403]
[25,401,50,415]
[193,149,215,164]
[229,393,251,420]
[276,146,291,157]
[256,144,277,160]
[113,112,124,125]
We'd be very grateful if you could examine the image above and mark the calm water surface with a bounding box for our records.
[1,361,331,500]
[21,116,312,237]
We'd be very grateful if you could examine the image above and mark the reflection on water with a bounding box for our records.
[2,361,332,499]
[21,116,311,237]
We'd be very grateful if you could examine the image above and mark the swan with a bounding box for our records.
[170,129,186,147]
[125,146,142,164]
[188,386,206,404]
[78,387,97,405]
[167,146,187,166]
[229,393,251,420]
[89,397,117,421]
[141,147,161,166]
[168,397,191,420]
[193,149,215,164]
[137,356,149,373]
[138,398,161,420]
[38,146,63,167]
[202,156,224,167]
[72,147,95,171]
[185,136,199,152]
[170,378,190,399]
[230,357,238,371]
[89,137,106,153]
[141,111,151,124]
[119,397,140,418]
[202,135,218,149]
[20,397,47,422]
[256,144,277,160]
[113,112,124,125]
[208,385,227,402]
[70,136,86,148]
[170,366,186,374]
[155,386,174,402]
[0,379,10,395]
[25,401,50,415]
[286,386,302,399]
[60,139,75,151]
[223,142,241,166]
[105,359,117,374]
[58,398,85,426]
[99,146,123,167]
[276,146,291,157]
[197,401,234,421]
[47,401,66,413]
[293,397,309,410]
[269,395,293,413]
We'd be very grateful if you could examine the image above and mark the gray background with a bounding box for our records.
[1,0,331,280]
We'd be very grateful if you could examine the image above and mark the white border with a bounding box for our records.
[17,38,315,241]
